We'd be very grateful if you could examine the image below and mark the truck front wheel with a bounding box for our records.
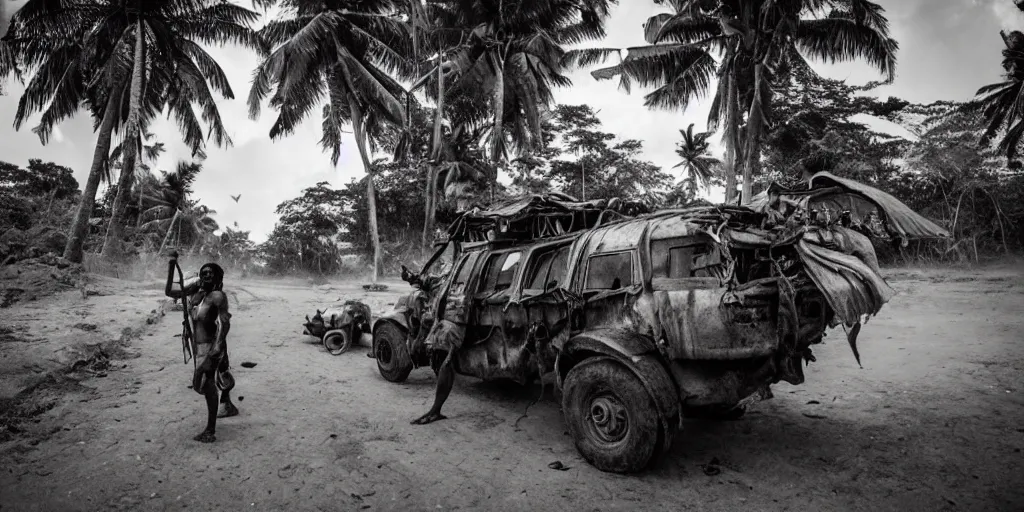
[374,322,414,383]
[562,357,661,474]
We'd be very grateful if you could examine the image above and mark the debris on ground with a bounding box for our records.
[0,253,82,308]
[0,375,92,444]
[301,301,372,355]
[701,457,722,476]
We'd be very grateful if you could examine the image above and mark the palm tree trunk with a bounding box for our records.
[741,62,765,205]
[102,19,147,259]
[423,165,438,247]
[423,59,446,250]
[349,97,382,283]
[64,93,120,263]
[723,46,739,205]
[489,52,505,201]
[44,188,57,224]
[581,160,586,201]
[135,175,145,229]
[157,210,180,256]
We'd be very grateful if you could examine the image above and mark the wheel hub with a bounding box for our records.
[326,335,345,351]
[588,394,629,443]
[376,340,393,365]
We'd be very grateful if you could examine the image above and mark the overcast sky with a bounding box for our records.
[1,0,1021,244]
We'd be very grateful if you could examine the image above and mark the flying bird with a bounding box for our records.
[230,194,241,203]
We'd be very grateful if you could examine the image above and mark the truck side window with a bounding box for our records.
[449,254,476,295]
[526,246,570,292]
[667,246,696,278]
[689,245,722,278]
[479,251,522,293]
[653,238,722,278]
[585,252,633,290]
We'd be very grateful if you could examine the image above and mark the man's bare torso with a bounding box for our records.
[189,290,224,345]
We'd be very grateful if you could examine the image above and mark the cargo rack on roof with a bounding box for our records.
[445,192,651,243]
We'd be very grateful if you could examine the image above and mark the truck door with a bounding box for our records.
[576,249,641,331]
[517,243,575,354]
[648,235,778,359]
[471,249,524,339]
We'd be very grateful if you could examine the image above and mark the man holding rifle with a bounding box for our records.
[165,251,239,443]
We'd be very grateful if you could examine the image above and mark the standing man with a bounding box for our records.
[165,252,239,442]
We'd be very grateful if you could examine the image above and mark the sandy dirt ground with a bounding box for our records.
[1,262,1023,512]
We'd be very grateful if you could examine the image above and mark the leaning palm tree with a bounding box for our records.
[565,0,898,204]
[2,0,264,261]
[673,122,720,192]
[248,0,411,282]
[139,161,218,254]
[144,199,219,255]
[970,30,1024,163]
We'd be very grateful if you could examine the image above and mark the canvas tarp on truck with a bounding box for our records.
[743,172,951,362]
[745,171,951,241]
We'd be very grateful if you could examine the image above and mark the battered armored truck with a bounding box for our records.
[370,173,949,473]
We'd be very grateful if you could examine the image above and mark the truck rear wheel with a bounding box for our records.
[562,357,661,474]
[374,322,413,383]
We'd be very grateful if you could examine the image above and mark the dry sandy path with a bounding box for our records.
[1,267,1023,512]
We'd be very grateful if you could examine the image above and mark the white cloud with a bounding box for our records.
[985,0,1024,31]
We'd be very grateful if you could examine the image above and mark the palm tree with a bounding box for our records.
[2,0,263,262]
[146,200,219,255]
[434,123,493,211]
[140,161,218,254]
[249,0,412,282]
[417,0,614,180]
[109,130,167,229]
[565,0,898,204]
[401,0,612,247]
[673,123,720,192]
[971,30,1024,163]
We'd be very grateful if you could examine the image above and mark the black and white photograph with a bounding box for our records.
[1,0,1022,510]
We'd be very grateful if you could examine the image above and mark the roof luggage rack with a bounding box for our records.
[444,193,650,243]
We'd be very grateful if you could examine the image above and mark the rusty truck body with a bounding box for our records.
[369,172,950,474]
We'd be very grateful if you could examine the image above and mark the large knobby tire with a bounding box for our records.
[374,322,413,383]
[323,330,352,356]
[562,357,661,474]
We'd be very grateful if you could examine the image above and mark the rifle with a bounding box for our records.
[172,255,196,370]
